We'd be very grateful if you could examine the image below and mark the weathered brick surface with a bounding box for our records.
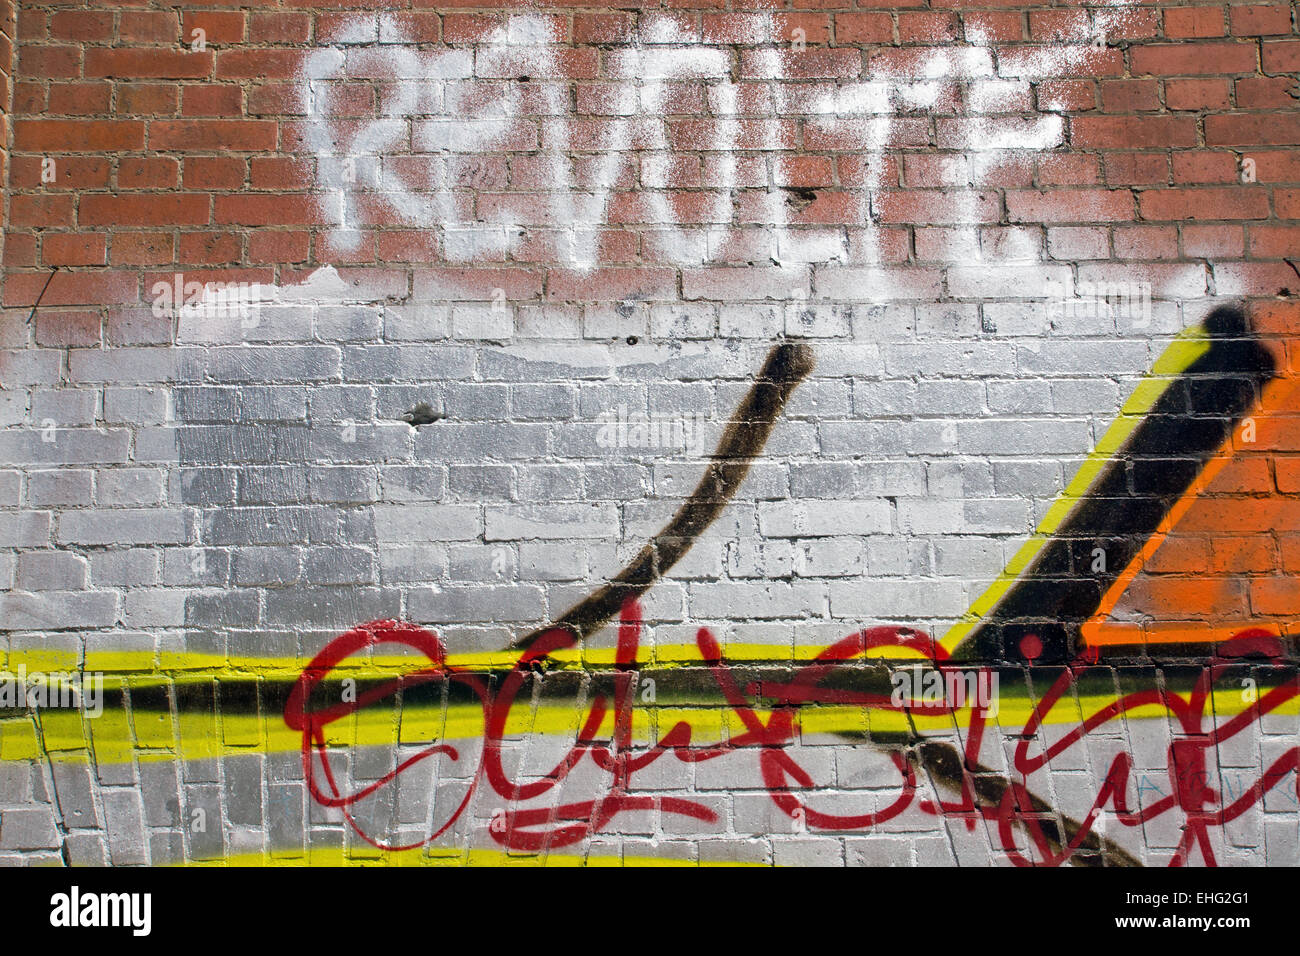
[0,0,1298,866]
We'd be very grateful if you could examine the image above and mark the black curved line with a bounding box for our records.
[512,340,816,650]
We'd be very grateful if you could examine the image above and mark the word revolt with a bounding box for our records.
[302,10,1128,267]
[49,887,151,937]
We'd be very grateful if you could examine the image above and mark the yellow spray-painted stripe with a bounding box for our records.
[177,847,760,867]
[939,329,1211,656]
[8,681,1294,766]
[0,641,931,685]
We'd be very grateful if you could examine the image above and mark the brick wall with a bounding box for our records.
[0,1,1297,866]
[0,0,14,270]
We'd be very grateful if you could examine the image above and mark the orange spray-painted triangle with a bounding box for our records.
[1085,305,1300,650]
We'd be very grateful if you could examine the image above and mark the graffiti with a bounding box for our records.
[301,8,1136,268]
[1013,641,1300,867]
[284,600,1298,865]
[276,304,1300,865]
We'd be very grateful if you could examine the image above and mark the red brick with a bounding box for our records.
[1182,224,1245,257]
[1172,152,1239,184]
[42,233,107,267]
[214,194,325,226]
[81,194,210,227]
[250,157,312,190]
[182,11,246,45]
[110,233,175,267]
[773,155,836,188]
[8,194,74,227]
[1139,187,1271,221]
[178,232,242,265]
[3,234,38,269]
[1251,150,1300,182]
[1109,8,1162,40]
[441,14,501,44]
[8,156,109,189]
[246,84,304,116]
[834,12,892,43]
[379,12,441,43]
[118,156,179,190]
[14,119,145,151]
[117,83,179,116]
[17,45,80,79]
[1028,9,1089,41]
[1100,79,1160,112]
[1007,188,1133,223]
[150,119,277,151]
[1206,113,1300,146]
[182,85,244,117]
[1071,115,1198,148]
[1278,188,1300,218]
[86,49,213,79]
[377,231,440,263]
[773,12,831,44]
[573,13,634,44]
[215,50,306,80]
[899,12,958,43]
[1262,39,1300,71]
[34,311,100,348]
[184,157,246,190]
[2,270,139,308]
[1036,154,1101,186]
[1249,225,1300,257]
[1132,42,1258,75]
[1229,3,1294,36]
[1165,77,1233,110]
[1164,7,1226,38]
[16,9,47,41]
[742,48,861,79]
[13,81,47,114]
[248,230,310,264]
[248,13,311,44]
[878,189,1001,224]
[1114,225,1179,259]
[1236,76,1300,108]
[49,10,113,41]
[47,82,112,116]
[1036,80,1097,111]
[118,11,179,44]
[961,11,1023,43]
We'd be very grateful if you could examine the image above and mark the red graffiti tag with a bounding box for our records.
[285,602,1300,864]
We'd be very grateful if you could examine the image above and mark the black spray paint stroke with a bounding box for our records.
[955,305,1277,664]
[25,266,58,326]
[511,340,816,650]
